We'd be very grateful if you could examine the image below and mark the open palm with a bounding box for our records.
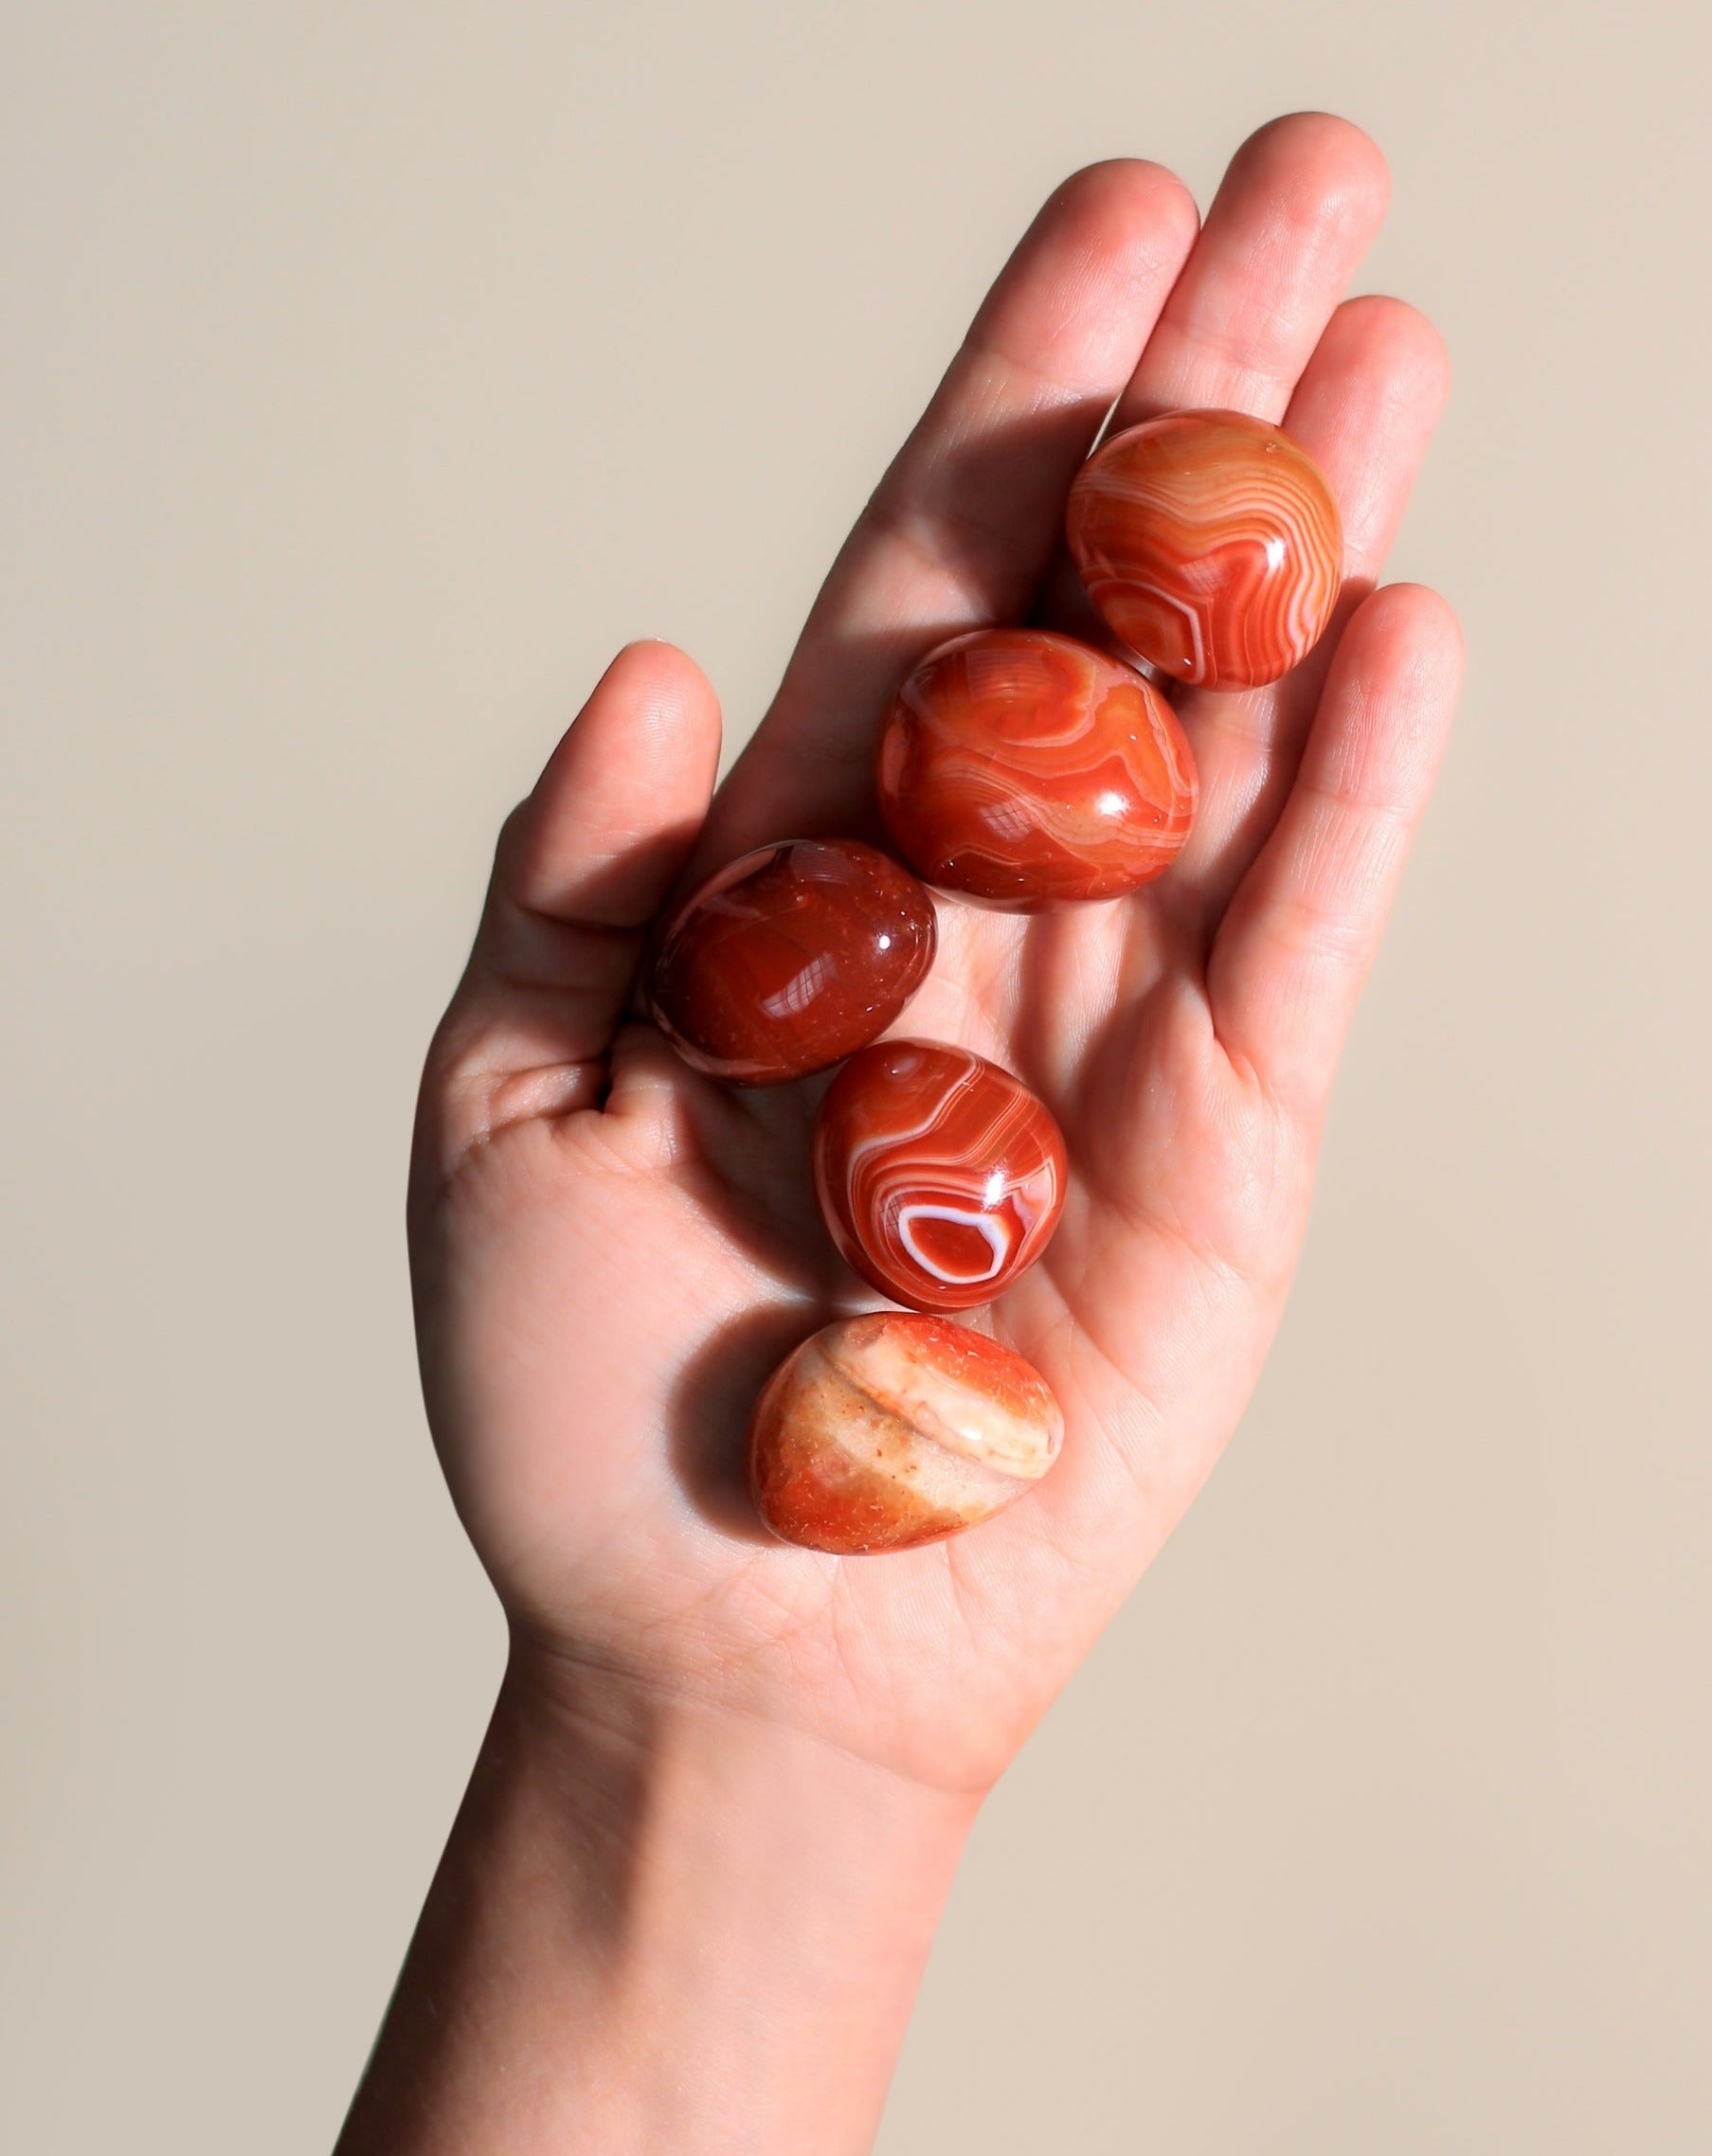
[407,115,1461,1801]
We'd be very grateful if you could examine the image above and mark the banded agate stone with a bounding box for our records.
[748,1311,1063,1553]
[875,628,1196,907]
[814,1041,1066,1312]
[646,838,936,1085]
[1066,409,1343,691]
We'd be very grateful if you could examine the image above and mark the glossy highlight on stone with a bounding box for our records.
[1066,409,1343,691]
[875,629,1198,907]
[814,1041,1066,1312]
[646,838,936,1085]
[748,1311,1063,1553]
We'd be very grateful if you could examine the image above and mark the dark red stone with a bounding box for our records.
[647,838,936,1085]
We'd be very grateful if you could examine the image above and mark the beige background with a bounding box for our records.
[3,3,1708,2148]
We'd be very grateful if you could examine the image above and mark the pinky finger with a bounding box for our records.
[1205,584,1464,1112]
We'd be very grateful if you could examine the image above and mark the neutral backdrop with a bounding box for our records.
[4,4,1708,2150]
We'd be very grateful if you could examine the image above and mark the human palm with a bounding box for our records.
[407,117,1460,1799]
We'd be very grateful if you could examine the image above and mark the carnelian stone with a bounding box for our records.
[814,1040,1066,1312]
[748,1311,1063,1554]
[875,629,1196,907]
[647,838,936,1085]
[1066,409,1343,691]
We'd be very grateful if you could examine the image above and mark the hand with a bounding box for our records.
[410,112,1458,1792]
[349,114,1462,2153]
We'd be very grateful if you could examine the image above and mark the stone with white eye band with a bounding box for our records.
[812,1039,1067,1315]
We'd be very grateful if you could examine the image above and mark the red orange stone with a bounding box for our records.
[814,1040,1066,1312]
[748,1311,1063,1553]
[1066,409,1343,691]
[875,628,1196,907]
[646,838,936,1085]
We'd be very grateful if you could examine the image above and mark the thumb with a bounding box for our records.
[418,641,722,1170]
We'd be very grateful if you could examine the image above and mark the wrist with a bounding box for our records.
[505,1639,979,2147]
[341,1638,980,2155]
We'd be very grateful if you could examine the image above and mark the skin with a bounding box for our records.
[338,114,1463,2154]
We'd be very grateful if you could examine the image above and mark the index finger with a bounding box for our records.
[694,159,1199,865]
